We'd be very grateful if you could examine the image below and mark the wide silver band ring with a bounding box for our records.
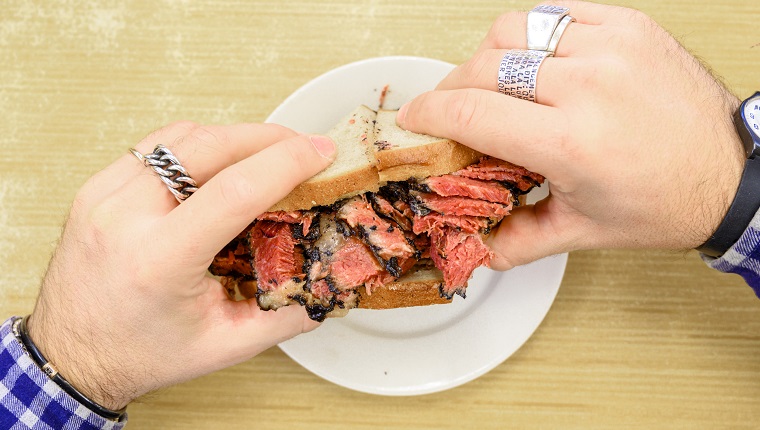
[129,144,198,203]
[527,5,570,52]
[546,15,575,55]
[497,49,550,102]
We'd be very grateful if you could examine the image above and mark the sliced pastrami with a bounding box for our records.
[257,210,318,239]
[429,227,492,299]
[370,194,413,231]
[454,157,544,191]
[422,175,513,204]
[410,192,512,218]
[307,215,392,297]
[370,195,426,261]
[208,156,547,321]
[209,223,257,278]
[290,282,334,322]
[249,221,305,310]
[393,200,415,221]
[337,196,415,277]
[329,237,393,295]
[257,211,304,224]
[209,237,252,277]
[412,213,492,236]
[379,181,412,203]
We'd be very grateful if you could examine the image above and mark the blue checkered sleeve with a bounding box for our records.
[703,208,760,298]
[0,317,127,430]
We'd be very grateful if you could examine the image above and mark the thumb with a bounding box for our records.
[223,298,321,358]
[189,286,322,378]
[486,195,589,270]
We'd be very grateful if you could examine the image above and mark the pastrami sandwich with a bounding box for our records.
[209,106,544,321]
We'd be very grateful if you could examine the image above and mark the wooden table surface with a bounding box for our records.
[2,1,759,428]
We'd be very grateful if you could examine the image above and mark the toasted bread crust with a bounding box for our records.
[269,105,481,210]
[378,141,483,183]
[356,279,451,309]
[268,165,380,212]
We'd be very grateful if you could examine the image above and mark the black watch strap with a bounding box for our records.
[698,156,760,257]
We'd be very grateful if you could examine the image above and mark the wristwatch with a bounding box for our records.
[698,91,760,257]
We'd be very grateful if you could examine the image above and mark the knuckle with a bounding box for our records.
[164,120,200,134]
[283,138,315,174]
[141,121,199,145]
[486,12,522,45]
[568,59,627,93]
[132,253,165,291]
[597,26,631,52]
[597,59,632,93]
[595,11,658,52]
[261,123,297,141]
[624,8,651,26]
[179,125,232,165]
[550,118,579,162]
[232,123,297,147]
[70,183,93,215]
[69,172,108,221]
[444,91,484,138]
[215,167,259,218]
[459,50,491,84]
[187,125,229,148]
[562,125,602,172]
[404,93,432,129]
[566,63,601,91]
[76,202,115,260]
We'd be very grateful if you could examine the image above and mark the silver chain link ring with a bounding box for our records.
[130,144,198,203]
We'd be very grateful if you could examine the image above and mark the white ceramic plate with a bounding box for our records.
[268,56,567,396]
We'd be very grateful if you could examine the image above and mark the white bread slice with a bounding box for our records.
[267,105,379,212]
[373,109,483,183]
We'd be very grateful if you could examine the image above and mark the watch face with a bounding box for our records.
[744,96,760,138]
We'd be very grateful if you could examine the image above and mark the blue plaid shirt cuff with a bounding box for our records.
[0,317,127,430]
[703,208,760,298]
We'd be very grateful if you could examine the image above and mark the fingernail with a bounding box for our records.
[396,102,410,127]
[309,135,336,159]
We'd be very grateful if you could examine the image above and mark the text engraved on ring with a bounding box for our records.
[497,51,544,102]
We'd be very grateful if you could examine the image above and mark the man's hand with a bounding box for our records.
[397,0,745,269]
[27,122,336,409]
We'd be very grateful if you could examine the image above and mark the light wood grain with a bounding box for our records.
[1,1,759,428]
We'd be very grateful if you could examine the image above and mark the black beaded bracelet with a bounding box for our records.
[11,316,126,421]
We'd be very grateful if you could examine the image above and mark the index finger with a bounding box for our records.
[160,133,336,261]
[397,88,568,176]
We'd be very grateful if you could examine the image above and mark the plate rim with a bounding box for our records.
[266,55,458,126]
[280,255,568,396]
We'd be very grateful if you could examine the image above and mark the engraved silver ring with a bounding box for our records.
[546,15,575,55]
[527,5,570,52]
[129,144,198,202]
[497,49,550,102]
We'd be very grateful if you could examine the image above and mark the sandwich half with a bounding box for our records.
[209,105,544,321]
